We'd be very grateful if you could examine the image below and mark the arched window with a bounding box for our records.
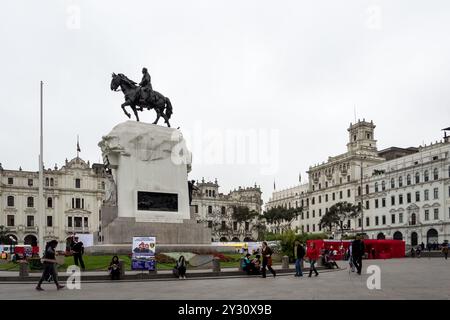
[415,172,420,184]
[398,176,403,187]
[381,181,386,191]
[7,196,14,207]
[407,174,411,185]
[27,197,34,208]
[424,170,429,182]
[433,168,438,180]
[45,178,49,186]
[47,197,53,208]
[390,178,395,189]
[50,178,54,186]
[365,184,369,194]
[374,182,378,192]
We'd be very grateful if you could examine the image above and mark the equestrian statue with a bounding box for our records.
[110,67,173,127]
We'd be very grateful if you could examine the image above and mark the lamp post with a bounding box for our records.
[354,156,367,234]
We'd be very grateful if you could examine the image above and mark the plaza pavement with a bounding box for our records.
[0,258,449,300]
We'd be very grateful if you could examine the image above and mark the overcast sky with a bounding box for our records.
[1,0,449,204]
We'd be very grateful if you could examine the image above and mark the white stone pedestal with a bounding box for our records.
[99,121,192,223]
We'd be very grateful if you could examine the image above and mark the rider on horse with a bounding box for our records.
[139,67,154,105]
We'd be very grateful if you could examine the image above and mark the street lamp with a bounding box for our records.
[354,156,367,234]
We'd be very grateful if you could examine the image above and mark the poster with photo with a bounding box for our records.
[131,236,156,271]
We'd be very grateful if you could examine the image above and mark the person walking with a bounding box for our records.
[71,236,85,271]
[36,240,65,291]
[352,236,365,275]
[293,240,305,277]
[261,241,276,278]
[348,243,355,272]
[176,255,187,279]
[442,244,449,260]
[306,242,319,277]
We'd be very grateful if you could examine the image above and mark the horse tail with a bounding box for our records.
[164,97,173,119]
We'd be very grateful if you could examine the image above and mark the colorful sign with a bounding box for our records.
[131,236,156,271]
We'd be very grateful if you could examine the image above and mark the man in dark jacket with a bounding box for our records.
[71,236,85,271]
[293,240,306,277]
[352,236,365,275]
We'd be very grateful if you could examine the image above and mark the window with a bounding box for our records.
[45,178,49,186]
[312,224,316,232]
[347,220,351,228]
[74,217,82,228]
[382,215,386,225]
[50,178,54,187]
[318,195,322,203]
[68,217,73,227]
[399,213,403,223]
[415,172,420,184]
[433,168,438,180]
[332,193,335,201]
[233,222,237,230]
[325,181,328,188]
[398,176,403,187]
[347,189,351,198]
[319,209,322,216]
[366,217,370,226]
[407,174,411,185]
[340,177,342,184]
[306,225,310,232]
[47,197,53,208]
[312,210,315,218]
[358,186,361,196]
[8,177,13,185]
[391,196,395,206]
[340,191,343,199]
[366,184,369,194]
[75,178,81,189]
[27,197,34,208]
[411,213,416,225]
[28,179,33,187]
[27,215,34,227]
[47,216,53,227]
[312,185,315,191]
[424,170,429,182]
[347,175,351,182]
[213,190,216,197]
[415,191,420,202]
[382,181,386,191]
[382,198,386,207]
[375,216,379,225]
[207,221,212,228]
[358,218,362,227]
[434,208,439,220]
[194,205,198,213]
[84,217,88,228]
[375,182,378,192]
[390,178,395,189]
[245,222,249,231]
[318,183,321,190]
[325,194,328,202]
[75,198,81,209]
[434,188,439,199]
[375,199,379,208]
[365,200,369,209]
[391,214,396,224]
[7,196,14,207]
[424,190,429,201]
[312,197,315,205]
[424,210,429,221]
[407,193,411,203]
[208,206,212,214]
[7,215,15,227]
[306,211,309,219]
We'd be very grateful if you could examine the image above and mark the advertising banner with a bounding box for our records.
[131,236,156,271]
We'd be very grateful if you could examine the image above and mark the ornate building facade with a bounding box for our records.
[267,120,450,246]
[0,157,106,248]
[191,178,263,242]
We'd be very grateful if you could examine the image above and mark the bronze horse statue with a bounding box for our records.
[110,73,172,126]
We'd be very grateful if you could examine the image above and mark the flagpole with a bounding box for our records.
[77,135,79,158]
[38,81,45,255]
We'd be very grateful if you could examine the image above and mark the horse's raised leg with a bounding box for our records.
[121,102,131,119]
[132,106,140,122]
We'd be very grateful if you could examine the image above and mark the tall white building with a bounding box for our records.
[0,157,106,249]
[192,178,263,242]
[267,120,450,245]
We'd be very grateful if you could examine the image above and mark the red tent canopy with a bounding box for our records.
[306,239,405,259]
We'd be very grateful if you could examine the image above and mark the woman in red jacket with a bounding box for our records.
[306,242,319,277]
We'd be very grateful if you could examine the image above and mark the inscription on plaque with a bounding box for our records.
[137,191,178,212]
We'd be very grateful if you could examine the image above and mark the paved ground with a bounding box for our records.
[0,258,449,300]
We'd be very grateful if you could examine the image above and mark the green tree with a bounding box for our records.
[262,206,302,233]
[0,226,10,244]
[323,201,361,237]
